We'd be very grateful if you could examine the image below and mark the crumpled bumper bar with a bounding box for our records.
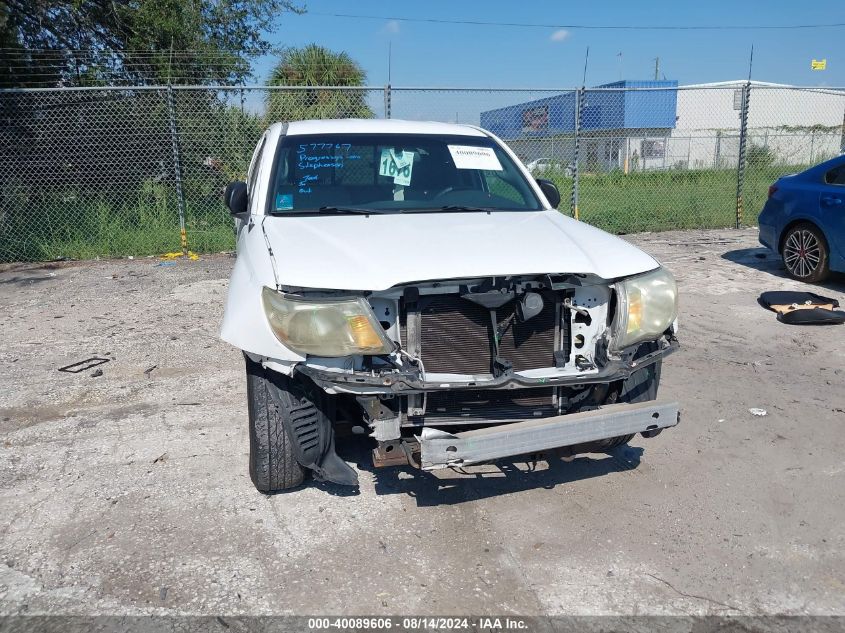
[418,400,680,470]
[295,339,677,395]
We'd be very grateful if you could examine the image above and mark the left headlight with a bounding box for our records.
[611,267,678,351]
[261,287,395,357]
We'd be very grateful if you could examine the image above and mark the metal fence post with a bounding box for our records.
[734,82,751,229]
[570,87,583,220]
[166,85,188,255]
[384,84,391,119]
[840,106,845,153]
[809,129,816,164]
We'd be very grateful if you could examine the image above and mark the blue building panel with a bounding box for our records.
[622,82,678,129]
[481,92,576,138]
[580,89,624,131]
[480,80,678,139]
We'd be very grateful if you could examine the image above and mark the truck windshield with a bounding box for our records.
[268,133,542,214]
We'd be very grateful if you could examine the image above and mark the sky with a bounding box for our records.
[253,0,845,88]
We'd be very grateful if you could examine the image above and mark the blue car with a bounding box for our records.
[758,154,845,282]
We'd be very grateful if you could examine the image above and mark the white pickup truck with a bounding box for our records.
[221,119,679,492]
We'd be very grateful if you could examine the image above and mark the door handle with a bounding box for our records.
[822,196,843,206]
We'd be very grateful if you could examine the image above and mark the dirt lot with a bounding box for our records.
[1,228,844,616]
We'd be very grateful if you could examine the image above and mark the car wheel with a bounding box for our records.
[781,223,830,283]
[245,355,306,492]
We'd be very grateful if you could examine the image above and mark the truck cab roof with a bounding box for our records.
[273,118,489,138]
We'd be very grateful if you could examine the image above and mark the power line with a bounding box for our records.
[309,11,845,31]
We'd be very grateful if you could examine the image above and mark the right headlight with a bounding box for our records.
[611,266,678,351]
[261,287,395,357]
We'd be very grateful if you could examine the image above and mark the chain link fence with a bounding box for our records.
[1,84,843,262]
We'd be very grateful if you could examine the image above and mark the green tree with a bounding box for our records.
[266,44,373,122]
[0,0,304,87]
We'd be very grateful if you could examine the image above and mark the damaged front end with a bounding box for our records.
[257,268,679,473]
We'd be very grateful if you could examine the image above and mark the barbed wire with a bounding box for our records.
[0,47,261,87]
[310,12,845,30]
[4,48,845,89]
[0,48,393,87]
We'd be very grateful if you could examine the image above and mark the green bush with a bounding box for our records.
[746,144,775,168]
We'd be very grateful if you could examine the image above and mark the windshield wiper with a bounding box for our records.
[438,205,495,213]
[315,206,389,215]
[272,206,393,216]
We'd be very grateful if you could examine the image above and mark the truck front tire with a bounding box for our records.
[245,355,306,492]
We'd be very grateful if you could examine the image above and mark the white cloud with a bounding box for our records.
[550,29,569,42]
[384,20,401,34]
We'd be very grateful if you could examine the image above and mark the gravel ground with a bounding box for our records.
[1,228,844,616]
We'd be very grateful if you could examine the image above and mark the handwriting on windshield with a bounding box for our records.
[296,143,362,176]
[297,174,317,193]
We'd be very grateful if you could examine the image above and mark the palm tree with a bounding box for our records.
[266,45,374,122]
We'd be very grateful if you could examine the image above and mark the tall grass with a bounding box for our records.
[0,180,235,262]
[540,165,807,233]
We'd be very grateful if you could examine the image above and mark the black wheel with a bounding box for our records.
[575,342,662,453]
[245,355,306,492]
[781,223,830,283]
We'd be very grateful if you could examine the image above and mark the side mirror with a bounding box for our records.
[224,181,248,215]
[536,178,561,209]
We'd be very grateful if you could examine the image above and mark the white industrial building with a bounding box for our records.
[671,80,845,169]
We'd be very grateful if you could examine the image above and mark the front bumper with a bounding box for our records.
[418,399,680,469]
[758,219,778,251]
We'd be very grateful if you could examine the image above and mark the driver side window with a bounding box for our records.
[247,136,266,195]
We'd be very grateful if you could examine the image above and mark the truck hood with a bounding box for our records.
[262,210,659,291]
